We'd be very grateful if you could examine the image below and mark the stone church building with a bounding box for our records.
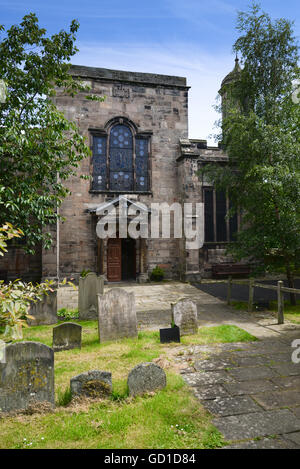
[0,60,242,283]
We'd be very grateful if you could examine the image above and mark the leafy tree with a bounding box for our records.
[0,13,103,253]
[202,3,300,303]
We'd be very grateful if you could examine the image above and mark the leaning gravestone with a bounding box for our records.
[0,342,54,413]
[78,272,104,320]
[27,291,57,326]
[171,298,198,336]
[127,362,166,396]
[70,370,112,398]
[98,288,137,343]
[52,322,82,352]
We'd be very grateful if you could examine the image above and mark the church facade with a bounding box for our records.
[0,62,242,283]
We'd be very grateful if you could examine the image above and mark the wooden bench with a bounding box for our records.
[212,263,250,279]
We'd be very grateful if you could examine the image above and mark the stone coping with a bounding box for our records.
[69,65,189,89]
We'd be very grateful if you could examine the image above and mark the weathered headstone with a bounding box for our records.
[127,362,166,396]
[0,342,54,413]
[52,322,82,352]
[78,272,104,320]
[27,291,57,326]
[98,288,137,343]
[70,370,112,398]
[171,298,198,336]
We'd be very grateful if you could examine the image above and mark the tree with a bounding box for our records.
[202,3,300,304]
[0,13,103,253]
[0,224,52,339]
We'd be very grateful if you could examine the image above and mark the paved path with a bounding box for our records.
[179,337,300,448]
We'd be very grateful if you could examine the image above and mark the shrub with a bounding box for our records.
[80,269,91,278]
[150,266,165,282]
[57,308,79,320]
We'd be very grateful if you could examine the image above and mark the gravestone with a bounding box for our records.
[27,291,57,326]
[0,342,54,413]
[70,370,112,398]
[127,362,166,396]
[98,288,137,343]
[78,273,104,320]
[52,322,82,352]
[171,298,198,336]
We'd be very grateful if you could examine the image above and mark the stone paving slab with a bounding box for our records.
[269,363,300,377]
[213,409,300,441]
[230,355,276,367]
[282,432,300,446]
[225,437,296,449]
[228,365,280,382]
[193,385,230,401]
[262,352,293,364]
[271,375,300,390]
[222,379,281,396]
[291,407,300,419]
[203,396,261,417]
[253,390,300,410]
[193,358,235,372]
[182,370,235,387]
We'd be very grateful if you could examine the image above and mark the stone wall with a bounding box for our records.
[178,139,234,279]
[42,65,189,280]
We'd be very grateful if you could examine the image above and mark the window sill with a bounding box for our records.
[89,190,153,196]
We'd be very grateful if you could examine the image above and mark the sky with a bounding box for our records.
[1,0,299,144]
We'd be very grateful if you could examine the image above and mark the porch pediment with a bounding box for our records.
[85,195,151,216]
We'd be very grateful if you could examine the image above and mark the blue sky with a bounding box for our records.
[1,0,299,143]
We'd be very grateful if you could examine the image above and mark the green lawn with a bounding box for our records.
[0,322,256,449]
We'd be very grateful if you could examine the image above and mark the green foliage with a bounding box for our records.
[80,269,91,278]
[200,3,300,300]
[150,266,165,282]
[0,222,23,256]
[57,308,79,320]
[0,14,104,253]
[0,277,55,340]
[0,223,78,339]
[56,387,72,407]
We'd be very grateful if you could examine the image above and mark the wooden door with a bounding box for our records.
[107,238,122,281]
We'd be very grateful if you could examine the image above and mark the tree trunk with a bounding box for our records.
[286,264,297,306]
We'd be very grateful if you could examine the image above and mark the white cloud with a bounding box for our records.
[74,41,235,144]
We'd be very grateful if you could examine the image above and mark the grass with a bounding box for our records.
[232,299,300,324]
[0,321,256,449]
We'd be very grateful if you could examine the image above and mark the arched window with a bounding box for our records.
[109,124,133,191]
[91,120,150,192]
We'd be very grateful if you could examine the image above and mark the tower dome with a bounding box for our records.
[220,56,241,94]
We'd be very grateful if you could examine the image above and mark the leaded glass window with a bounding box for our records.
[204,188,238,243]
[91,121,150,192]
[92,136,107,190]
[135,138,148,191]
[109,124,133,191]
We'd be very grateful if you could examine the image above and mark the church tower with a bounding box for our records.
[219,56,242,122]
